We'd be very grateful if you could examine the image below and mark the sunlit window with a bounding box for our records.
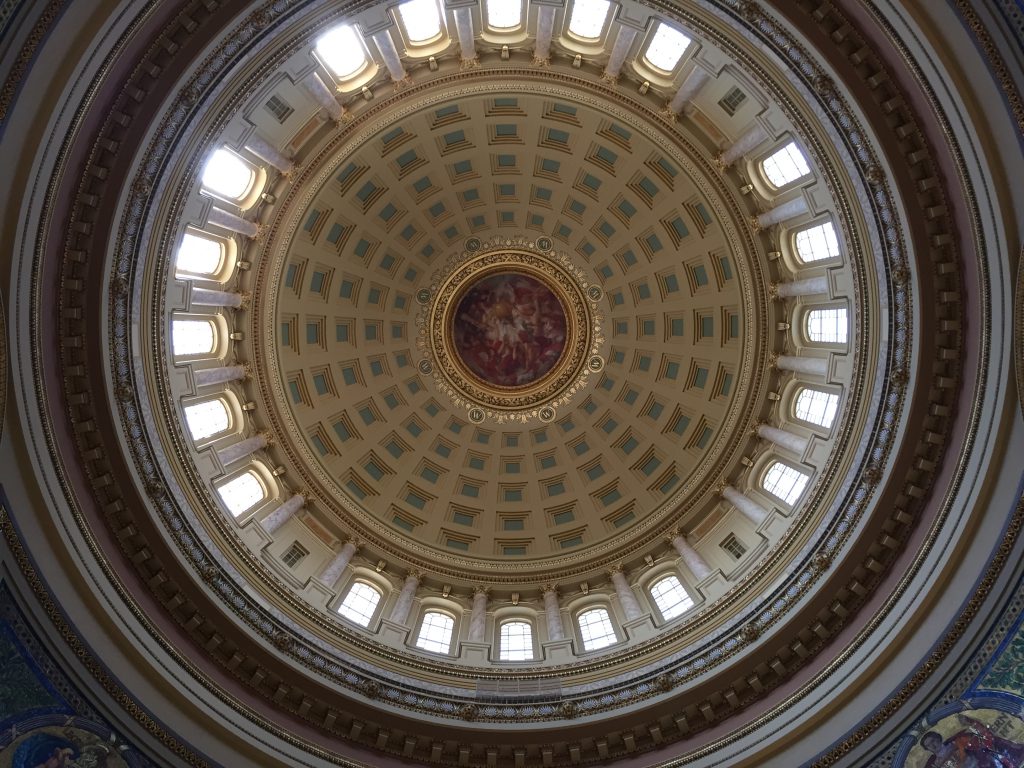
[201,148,255,201]
[218,471,264,516]
[649,574,694,621]
[794,388,839,428]
[794,221,841,263]
[184,399,230,440]
[761,141,811,187]
[171,319,216,356]
[338,582,382,627]
[577,607,617,651]
[315,25,368,79]
[399,0,442,43]
[568,0,610,39]
[415,611,455,653]
[644,23,691,71]
[176,232,224,277]
[806,307,848,343]
[762,461,809,505]
[499,621,533,661]
[486,0,522,29]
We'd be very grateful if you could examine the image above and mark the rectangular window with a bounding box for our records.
[720,533,747,559]
[281,541,309,568]
[718,86,747,116]
[264,93,293,122]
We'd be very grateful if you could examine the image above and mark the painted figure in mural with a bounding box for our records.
[9,730,120,768]
[453,272,567,388]
[919,714,1024,768]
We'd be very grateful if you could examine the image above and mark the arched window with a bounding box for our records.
[761,461,809,505]
[644,23,691,71]
[315,25,369,79]
[499,621,533,661]
[184,398,231,441]
[794,221,840,263]
[486,0,522,29]
[217,471,265,517]
[398,0,443,44]
[794,388,839,428]
[171,319,216,356]
[175,232,225,277]
[201,148,256,201]
[568,0,610,39]
[649,574,694,621]
[577,607,617,651]
[337,581,383,627]
[805,307,848,343]
[761,141,811,188]
[415,611,455,653]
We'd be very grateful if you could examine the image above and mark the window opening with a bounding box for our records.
[649,574,694,620]
[415,611,455,653]
[281,541,309,568]
[762,461,810,504]
[264,94,293,122]
[176,232,224,276]
[794,221,841,262]
[794,388,839,427]
[761,141,810,187]
[644,23,690,71]
[718,86,747,116]
[577,607,617,651]
[218,471,264,517]
[806,307,848,343]
[486,0,522,29]
[499,621,533,660]
[399,0,443,43]
[315,25,368,79]
[338,582,383,627]
[201,149,255,201]
[184,399,230,440]
[720,533,747,559]
[171,319,216,356]
[568,0,610,39]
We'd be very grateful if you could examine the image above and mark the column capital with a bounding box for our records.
[608,563,626,577]
[541,583,558,596]
[404,570,423,583]
[473,585,490,598]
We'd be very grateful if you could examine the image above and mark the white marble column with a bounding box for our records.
[669,67,710,113]
[207,207,258,238]
[720,123,769,167]
[216,434,267,466]
[193,364,246,387]
[390,572,420,625]
[244,134,293,174]
[757,424,809,455]
[610,566,643,621]
[669,534,711,580]
[300,72,345,121]
[191,287,243,308]
[534,6,556,62]
[261,493,304,534]
[603,26,638,79]
[319,539,359,586]
[373,31,407,81]
[468,587,488,642]
[776,276,828,298]
[454,7,476,63]
[756,196,809,228]
[776,355,828,376]
[542,585,565,641]
[722,486,769,526]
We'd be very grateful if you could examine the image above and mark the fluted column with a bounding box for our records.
[757,424,810,455]
[469,587,488,642]
[300,72,345,121]
[720,123,769,166]
[216,434,267,466]
[390,572,420,625]
[454,7,476,63]
[193,364,246,387]
[776,355,828,376]
[244,134,293,174]
[722,486,769,525]
[207,206,258,238]
[319,539,359,586]
[776,276,828,298]
[669,533,711,580]
[191,287,244,308]
[603,26,638,79]
[373,31,407,82]
[610,566,643,621]
[542,585,565,641]
[756,196,809,228]
[668,67,710,113]
[534,6,555,62]
[261,493,304,534]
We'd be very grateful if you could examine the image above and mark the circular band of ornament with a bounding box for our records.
[418,238,604,422]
